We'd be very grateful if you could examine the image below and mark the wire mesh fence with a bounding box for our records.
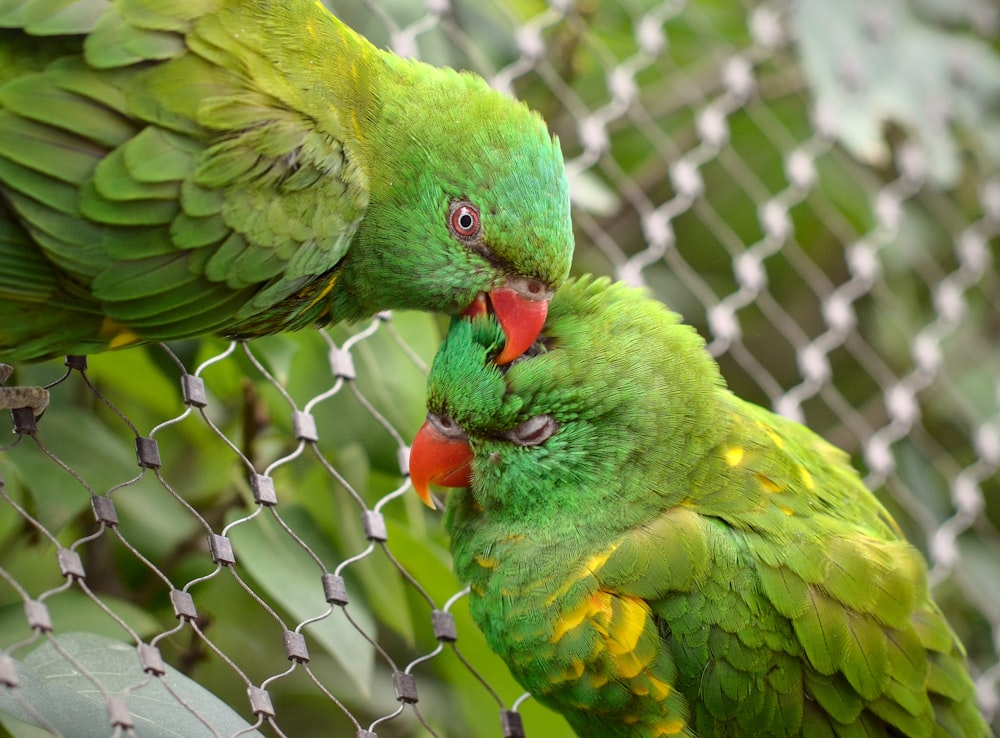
[1,0,999,736]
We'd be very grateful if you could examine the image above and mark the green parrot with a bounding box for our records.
[409,276,990,737]
[0,0,571,366]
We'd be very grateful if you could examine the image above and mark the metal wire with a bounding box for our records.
[0,0,998,736]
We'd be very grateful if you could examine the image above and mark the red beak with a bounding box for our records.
[464,285,549,365]
[409,420,474,509]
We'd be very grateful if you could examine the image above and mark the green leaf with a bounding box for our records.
[0,590,162,647]
[287,449,417,645]
[794,0,1000,186]
[0,712,54,738]
[315,311,439,474]
[2,406,137,536]
[225,507,377,695]
[0,632,262,737]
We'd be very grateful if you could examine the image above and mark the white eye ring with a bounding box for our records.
[448,200,481,241]
[505,414,558,447]
[426,412,467,441]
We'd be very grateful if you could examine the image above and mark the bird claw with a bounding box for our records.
[0,364,50,423]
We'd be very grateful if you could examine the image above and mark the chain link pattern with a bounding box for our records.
[1,0,998,735]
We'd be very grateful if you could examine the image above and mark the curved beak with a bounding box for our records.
[464,284,550,365]
[409,420,474,509]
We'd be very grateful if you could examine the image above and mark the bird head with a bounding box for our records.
[338,61,573,364]
[409,276,721,521]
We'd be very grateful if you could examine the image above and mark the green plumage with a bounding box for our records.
[0,0,571,361]
[423,276,989,737]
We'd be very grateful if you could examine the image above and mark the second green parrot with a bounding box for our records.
[410,276,989,737]
[0,0,571,363]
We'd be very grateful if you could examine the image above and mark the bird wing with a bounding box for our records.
[0,0,368,345]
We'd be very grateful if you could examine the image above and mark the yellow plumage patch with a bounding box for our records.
[606,597,649,656]
[546,543,617,604]
[552,592,655,682]
[108,330,140,349]
[302,272,340,312]
[756,420,785,449]
[99,318,140,349]
[588,670,610,689]
[550,591,612,643]
[582,544,618,576]
[350,110,365,144]
[550,658,585,684]
[798,466,814,490]
[652,718,688,736]
[725,446,745,467]
[613,648,647,679]
[608,597,653,678]
[473,554,498,570]
[756,473,782,493]
[647,675,673,700]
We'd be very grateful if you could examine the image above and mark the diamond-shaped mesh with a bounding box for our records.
[1,1,998,736]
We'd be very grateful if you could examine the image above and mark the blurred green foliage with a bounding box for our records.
[1,0,998,735]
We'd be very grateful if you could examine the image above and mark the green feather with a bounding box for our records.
[0,201,56,299]
[759,564,813,620]
[2,0,571,361]
[17,0,107,34]
[92,147,179,200]
[117,0,202,32]
[0,74,134,146]
[84,8,183,67]
[91,251,198,299]
[169,211,227,250]
[46,55,130,116]
[3,190,106,275]
[122,126,196,182]
[116,284,250,327]
[0,155,80,214]
[79,178,178,224]
[0,110,103,182]
[178,178,222,217]
[425,276,990,737]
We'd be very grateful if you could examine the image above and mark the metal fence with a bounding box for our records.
[1,0,999,736]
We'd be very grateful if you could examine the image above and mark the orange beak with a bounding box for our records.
[464,285,549,365]
[409,420,474,509]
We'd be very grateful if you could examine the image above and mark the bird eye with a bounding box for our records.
[448,200,481,240]
[427,412,468,441]
[505,414,558,447]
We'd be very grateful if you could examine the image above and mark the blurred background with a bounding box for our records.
[0,0,998,735]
